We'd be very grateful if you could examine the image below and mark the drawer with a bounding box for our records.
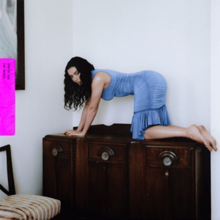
[145,146,192,168]
[43,140,71,159]
[88,142,126,162]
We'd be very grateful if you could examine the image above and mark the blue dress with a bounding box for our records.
[91,69,171,140]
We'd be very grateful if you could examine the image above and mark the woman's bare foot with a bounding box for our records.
[198,125,217,151]
[186,125,213,152]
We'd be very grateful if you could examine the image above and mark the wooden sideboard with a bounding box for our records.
[43,124,210,220]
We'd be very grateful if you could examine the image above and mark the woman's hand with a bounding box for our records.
[63,130,85,137]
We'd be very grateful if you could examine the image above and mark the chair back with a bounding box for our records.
[0,145,15,195]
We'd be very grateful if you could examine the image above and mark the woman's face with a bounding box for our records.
[67,66,82,85]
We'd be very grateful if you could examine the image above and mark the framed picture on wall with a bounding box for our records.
[0,0,25,90]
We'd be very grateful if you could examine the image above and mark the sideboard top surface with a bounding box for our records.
[43,124,199,147]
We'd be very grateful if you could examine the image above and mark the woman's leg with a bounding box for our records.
[144,124,217,152]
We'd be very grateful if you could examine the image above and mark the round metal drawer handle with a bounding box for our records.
[50,143,63,157]
[101,152,110,161]
[158,151,178,166]
[163,156,172,166]
[52,148,58,156]
[98,147,115,161]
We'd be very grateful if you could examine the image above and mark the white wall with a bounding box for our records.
[0,0,73,198]
[72,0,210,130]
[210,0,220,219]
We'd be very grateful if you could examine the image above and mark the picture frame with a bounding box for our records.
[16,0,25,90]
[0,0,25,90]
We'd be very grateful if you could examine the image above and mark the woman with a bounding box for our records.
[63,57,217,152]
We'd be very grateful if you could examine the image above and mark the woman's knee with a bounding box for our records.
[143,126,155,139]
[144,132,151,140]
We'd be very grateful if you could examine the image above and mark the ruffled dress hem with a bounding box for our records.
[130,105,171,141]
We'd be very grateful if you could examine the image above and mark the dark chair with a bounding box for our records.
[0,145,61,219]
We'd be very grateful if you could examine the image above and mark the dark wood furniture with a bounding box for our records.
[43,124,210,220]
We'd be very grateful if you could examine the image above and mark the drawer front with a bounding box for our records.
[145,146,192,168]
[43,140,71,159]
[88,142,126,162]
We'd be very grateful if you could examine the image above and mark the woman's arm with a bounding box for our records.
[63,101,90,135]
[76,100,90,132]
[64,72,105,136]
[80,75,104,136]
[64,103,87,135]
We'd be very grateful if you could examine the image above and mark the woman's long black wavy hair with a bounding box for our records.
[64,57,95,110]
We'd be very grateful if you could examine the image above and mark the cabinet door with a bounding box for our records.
[144,168,166,220]
[88,161,128,219]
[43,139,74,210]
[168,168,193,220]
[87,142,128,219]
[144,167,193,220]
[143,146,194,220]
